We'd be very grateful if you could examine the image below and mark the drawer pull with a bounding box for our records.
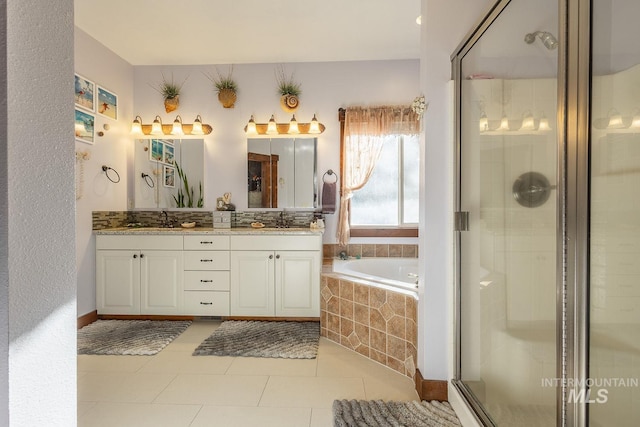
[200,302,213,305]
[200,259,214,262]
[200,279,213,283]
[200,241,213,244]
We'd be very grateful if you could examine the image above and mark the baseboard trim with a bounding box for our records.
[98,314,195,321]
[415,369,448,401]
[77,310,98,329]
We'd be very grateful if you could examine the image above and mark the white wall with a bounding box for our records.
[133,61,419,242]
[74,29,134,317]
[4,0,76,424]
[419,0,494,380]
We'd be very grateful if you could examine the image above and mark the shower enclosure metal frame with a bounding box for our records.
[451,0,592,425]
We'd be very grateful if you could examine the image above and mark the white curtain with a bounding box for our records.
[337,106,420,246]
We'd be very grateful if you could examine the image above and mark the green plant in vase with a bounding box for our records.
[275,65,301,113]
[151,72,187,113]
[206,66,238,108]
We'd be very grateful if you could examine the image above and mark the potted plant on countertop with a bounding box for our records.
[207,66,238,109]
[275,65,301,113]
[151,73,187,113]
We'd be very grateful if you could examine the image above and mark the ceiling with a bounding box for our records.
[75,0,422,66]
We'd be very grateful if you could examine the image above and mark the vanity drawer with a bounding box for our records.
[184,235,230,251]
[184,271,230,291]
[184,291,230,316]
[183,251,230,270]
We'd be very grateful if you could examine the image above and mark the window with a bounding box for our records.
[350,134,419,227]
[337,107,420,244]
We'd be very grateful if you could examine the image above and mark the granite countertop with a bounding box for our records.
[94,226,324,236]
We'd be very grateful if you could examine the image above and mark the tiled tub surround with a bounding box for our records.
[320,272,418,378]
[323,243,418,259]
[93,210,316,230]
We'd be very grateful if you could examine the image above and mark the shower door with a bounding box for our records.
[589,1,640,425]
[453,0,559,424]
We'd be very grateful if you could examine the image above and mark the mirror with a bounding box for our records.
[247,137,317,209]
[134,138,205,209]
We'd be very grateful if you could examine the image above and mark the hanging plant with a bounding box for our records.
[151,73,188,113]
[275,65,301,113]
[206,66,238,108]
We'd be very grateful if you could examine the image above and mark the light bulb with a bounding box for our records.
[498,114,510,131]
[150,116,163,135]
[538,114,552,131]
[520,112,535,131]
[245,115,257,135]
[131,115,143,135]
[479,112,488,132]
[607,109,625,129]
[191,115,204,135]
[266,115,278,135]
[171,115,184,135]
[288,115,299,134]
[309,114,321,134]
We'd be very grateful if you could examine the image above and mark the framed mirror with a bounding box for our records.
[134,138,205,209]
[247,137,317,209]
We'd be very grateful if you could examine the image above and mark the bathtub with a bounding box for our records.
[332,257,419,293]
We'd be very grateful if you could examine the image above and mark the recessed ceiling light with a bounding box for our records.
[416,15,422,25]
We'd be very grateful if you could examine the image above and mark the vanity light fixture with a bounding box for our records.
[246,115,258,135]
[130,115,212,136]
[171,115,184,135]
[244,114,325,135]
[538,113,552,131]
[309,114,321,134]
[519,111,536,131]
[607,109,625,129]
[478,111,489,132]
[266,115,278,135]
[191,115,205,135]
[150,115,164,135]
[288,114,300,134]
[131,115,143,135]
[497,114,510,131]
[631,111,640,129]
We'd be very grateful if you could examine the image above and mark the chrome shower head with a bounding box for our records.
[525,31,558,50]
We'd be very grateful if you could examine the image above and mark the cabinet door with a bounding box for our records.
[230,251,274,316]
[140,250,183,315]
[96,250,140,314]
[275,251,320,317]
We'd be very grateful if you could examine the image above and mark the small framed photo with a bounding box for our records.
[75,109,95,144]
[163,143,175,165]
[163,165,175,188]
[97,86,117,120]
[150,139,164,162]
[74,73,95,112]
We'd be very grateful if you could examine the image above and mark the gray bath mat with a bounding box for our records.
[193,320,320,359]
[78,320,192,355]
[333,399,462,427]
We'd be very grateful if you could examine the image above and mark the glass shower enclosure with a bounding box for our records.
[451,0,640,425]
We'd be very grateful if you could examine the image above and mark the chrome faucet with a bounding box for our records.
[275,211,289,228]
[159,211,174,228]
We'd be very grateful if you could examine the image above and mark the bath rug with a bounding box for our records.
[78,319,192,355]
[193,320,319,359]
[333,399,462,427]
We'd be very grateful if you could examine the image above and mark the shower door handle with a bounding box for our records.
[454,211,469,232]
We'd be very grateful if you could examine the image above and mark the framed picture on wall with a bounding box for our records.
[75,109,95,145]
[74,73,95,112]
[150,139,164,162]
[97,86,117,120]
[163,143,175,165]
[163,165,175,188]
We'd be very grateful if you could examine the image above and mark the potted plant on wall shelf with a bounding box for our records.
[206,66,238,109]
[152,73,187,113]
[275,66,301,113]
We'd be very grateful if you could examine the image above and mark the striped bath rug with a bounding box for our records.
[333,399,462,427]
[78,319,192,355]
[193,320,320,359]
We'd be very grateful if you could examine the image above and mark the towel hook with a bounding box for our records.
[101,165,121,183]
[322,169,338,183]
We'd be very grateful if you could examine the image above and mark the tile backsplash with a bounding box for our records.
[322,244,418,259]
[92,210,317,230]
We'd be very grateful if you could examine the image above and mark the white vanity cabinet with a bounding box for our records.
[183,235,230,316]
[96,235,183,315]
[230,235,321,317]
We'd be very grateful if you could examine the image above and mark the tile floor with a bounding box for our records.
[78,320,420,427]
